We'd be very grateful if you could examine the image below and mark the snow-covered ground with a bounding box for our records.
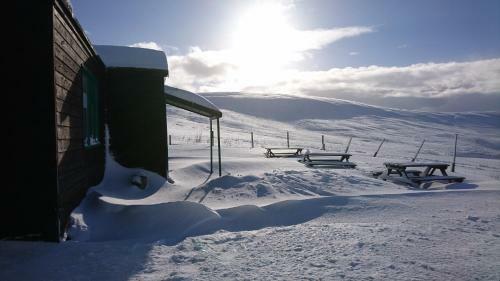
[1,93,499,280]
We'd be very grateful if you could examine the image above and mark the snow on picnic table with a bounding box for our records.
[1,93,499,280]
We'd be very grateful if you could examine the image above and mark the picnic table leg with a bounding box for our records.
[423,167,431,177]
[428,168,435,176]
[440,168,448,176]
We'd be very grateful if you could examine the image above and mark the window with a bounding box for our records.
[82,68,100,147]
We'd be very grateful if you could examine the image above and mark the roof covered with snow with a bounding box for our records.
[94,45,168,73]
[165,86,222,119]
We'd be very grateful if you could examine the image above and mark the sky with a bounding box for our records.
[72,0,500,111]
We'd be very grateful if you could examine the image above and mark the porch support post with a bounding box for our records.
[210,118,213,174]
[165,108,169,178]
[217,118,222,177]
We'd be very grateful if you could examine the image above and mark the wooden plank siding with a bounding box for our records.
[57,125,83,140]
[2,0,105,242]
[3,0,60,241]
[52,0,105,234]
[106,69,168,177]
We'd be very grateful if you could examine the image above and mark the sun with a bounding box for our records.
[230,3,298,85]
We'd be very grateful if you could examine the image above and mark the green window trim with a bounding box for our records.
[82,68,100,148]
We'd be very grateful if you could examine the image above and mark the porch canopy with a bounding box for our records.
[164,86,223,176]
[164,86,221,119]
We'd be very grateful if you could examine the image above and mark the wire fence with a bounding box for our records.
[167,124,500,177]
[169,129,480,157]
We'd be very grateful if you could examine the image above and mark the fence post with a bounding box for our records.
[321,135,325,150]
[411,139,426,162]
[373,138,385,157]
[451,134,458,172]
[287,131,290,148]
[251,132,254,148]
[168,134,172,145]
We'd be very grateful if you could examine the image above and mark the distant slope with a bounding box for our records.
[202,92,500,128]
[166,92,500,159]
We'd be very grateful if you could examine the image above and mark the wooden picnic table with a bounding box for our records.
[265,147,303,158]
[383,162,465,188]
[300,152,356,168]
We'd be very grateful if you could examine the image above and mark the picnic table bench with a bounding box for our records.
[265,147,303,158]
[299,152,356,168]
[381,162,465,188]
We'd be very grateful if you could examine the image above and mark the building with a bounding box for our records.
[96,45,169,178]
[5,0,107,241]
[4,0,221,242]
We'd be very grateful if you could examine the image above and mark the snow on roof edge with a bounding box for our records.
[94,45,168,72]
[165,85,222,118]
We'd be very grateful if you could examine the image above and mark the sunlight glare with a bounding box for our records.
[231,3,298,85]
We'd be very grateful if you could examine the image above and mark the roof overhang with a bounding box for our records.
[165,86,222,119]
[94,45,168,76]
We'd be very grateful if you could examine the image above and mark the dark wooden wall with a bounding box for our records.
[53,0,106,237]
[4,0,58,241]
[2,0,106,241]
[4,0,166,241]
[106,69,167,177]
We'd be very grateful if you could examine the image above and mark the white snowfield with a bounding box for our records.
[1,93,499,281]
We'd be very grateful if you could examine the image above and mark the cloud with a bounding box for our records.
[167,51,500,111]
[163,45,180,55]
[167,47,239,92]
[129,41,163,51]
[256,58,500,111]
[166,24,374,92]
[290,26,374,52]
[284,59,500,99]
[231,1,373,56]
[349,51,359,56]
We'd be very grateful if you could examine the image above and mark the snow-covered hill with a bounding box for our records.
[169,92,500,159]
[204,92,500,126]
[162,92,500,207]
